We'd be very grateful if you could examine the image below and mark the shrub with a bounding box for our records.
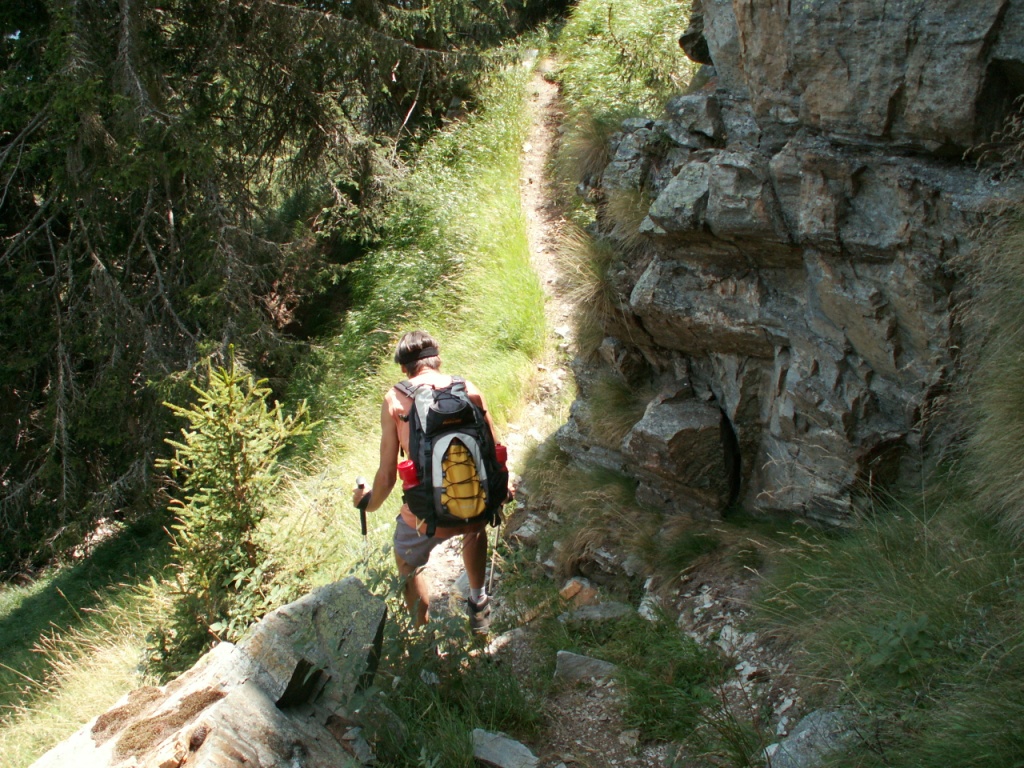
[155,351,313,657]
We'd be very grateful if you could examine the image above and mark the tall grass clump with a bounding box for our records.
[265,63,546,591]
[577,372,652,448]
[758,479,1024,767]
[556,224,618,354]
[523,443,659,577]
[961,207,1024,541]
[555,0,695,122]
[552,0,696,205]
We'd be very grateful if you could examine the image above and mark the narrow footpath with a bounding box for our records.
[422,63,808,768]
[418,64,681,768]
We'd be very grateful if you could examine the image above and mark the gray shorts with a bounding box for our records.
[393,515,444,569]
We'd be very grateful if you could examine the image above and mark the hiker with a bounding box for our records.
[352,330,506,633]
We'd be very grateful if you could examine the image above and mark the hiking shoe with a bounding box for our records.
[467,596,492,635]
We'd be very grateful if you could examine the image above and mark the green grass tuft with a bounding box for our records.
[580,373,652,448]
[536,610,723,742]
[961,209,1024,543]
[554,0,696,125]
[756,477,1024,767]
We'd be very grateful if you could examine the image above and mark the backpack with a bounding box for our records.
[396,376,508,537]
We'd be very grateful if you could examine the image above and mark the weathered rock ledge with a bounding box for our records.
[559,0,1024,523]
[31,578,386,768]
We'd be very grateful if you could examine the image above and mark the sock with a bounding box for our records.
[469,587,487,605]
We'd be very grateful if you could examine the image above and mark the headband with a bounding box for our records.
[396,345,439,365]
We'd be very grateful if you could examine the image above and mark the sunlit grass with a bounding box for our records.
[267,64,546,590]
[0,584,163,768]
[555,0,696,124]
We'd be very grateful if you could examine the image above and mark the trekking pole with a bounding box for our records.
[488,518,500,595]
[355,476,370,537]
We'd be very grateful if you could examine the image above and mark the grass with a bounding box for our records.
[960,209,1024,542]
[603,187,652,253]
[0,517,169,718]
[756,476,1024,767]
[263,62,547,596]
[535,609,724,741]
[354,553,543,768]
[550,0,696,227]
[0,549,168,768]
[555,223,618,355]
[0,619,158,768]
[554,0,696,125]
[580,372,653,447]
[522,442,661,581]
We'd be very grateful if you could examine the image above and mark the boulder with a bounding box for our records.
[621,395,733,512]
[239,578,387,711]
[472,729,540,768]
[32,578,386,768]
[554,651,618,683]
[763,709,857,768]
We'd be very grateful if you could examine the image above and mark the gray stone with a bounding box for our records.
[472,729,540,768]
[732,0,1013,150]
[239,577,387,711]
[629,258,777,359]
[622,396,731,511]
[664,92,724,143]
[701,0,747,97]
[763,710,856,768]
[188,683,363,768]
[679,0,712,65]
[510,515,543,547]
[559,601,635,627]
[603,128,652,191]
[31,581,385,768]
[554,651,618,682]
[645,160,710,233]
[706,151,787,242]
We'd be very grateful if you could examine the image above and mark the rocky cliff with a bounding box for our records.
[559,0,1024,523]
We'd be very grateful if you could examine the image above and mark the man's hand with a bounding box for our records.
[353,476,371,510]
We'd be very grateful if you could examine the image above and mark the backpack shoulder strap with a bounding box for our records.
[393,380,419,423]
[394,380,417,399]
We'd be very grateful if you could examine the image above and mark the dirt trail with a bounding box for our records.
[416,64,573,622]
[417,65,682,768]
[416,64,807,768]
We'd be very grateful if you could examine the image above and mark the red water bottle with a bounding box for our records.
[398,459,419,489]
[494,444,507,470]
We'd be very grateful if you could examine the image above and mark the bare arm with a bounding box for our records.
[353,398,399,512]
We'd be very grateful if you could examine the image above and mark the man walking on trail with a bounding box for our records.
[352,330,498,633]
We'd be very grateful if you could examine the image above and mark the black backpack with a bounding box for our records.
[396,376,508,537]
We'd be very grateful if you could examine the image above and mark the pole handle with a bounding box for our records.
[356,477,369,536]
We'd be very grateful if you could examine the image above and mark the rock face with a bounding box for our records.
[31,578,386,768]
[561,1,1024,523]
